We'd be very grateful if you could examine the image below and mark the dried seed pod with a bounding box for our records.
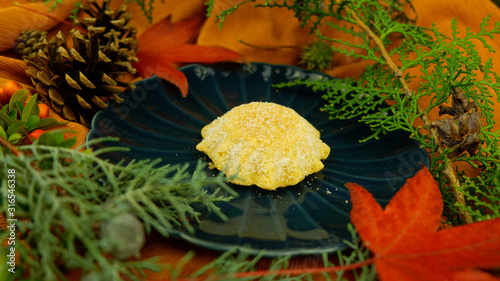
[438,87,478,119]
[431,88,482,158]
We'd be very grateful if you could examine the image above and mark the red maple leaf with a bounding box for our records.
[177,166,500,281]
[346,167,500,281]
[133,16,243,97]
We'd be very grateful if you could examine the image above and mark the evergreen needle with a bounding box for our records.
[1,137,234,280]
[213,0,500,225]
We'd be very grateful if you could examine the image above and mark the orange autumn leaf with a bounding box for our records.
[346,167,500,281]
[133,15,243,97]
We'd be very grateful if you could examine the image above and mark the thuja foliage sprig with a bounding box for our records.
[0,137,235,280]
[208,0,500,224]
[455,129,500,222]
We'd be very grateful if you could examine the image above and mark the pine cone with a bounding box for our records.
[25,28,136,127]
[76,0,138,58]
[15,30,48,60]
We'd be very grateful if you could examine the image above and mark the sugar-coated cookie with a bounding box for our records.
[196,102,330,190]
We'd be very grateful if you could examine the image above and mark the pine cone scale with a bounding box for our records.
[91,96,108,109]
[36,71,52,86]
[62,104,77,122]
[48,88,65,105]
[65,74,82,90]
[79,72,96,89]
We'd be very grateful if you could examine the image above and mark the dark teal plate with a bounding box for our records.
[86,63,429,257]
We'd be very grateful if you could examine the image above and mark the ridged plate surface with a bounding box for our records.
[86,63,430,257]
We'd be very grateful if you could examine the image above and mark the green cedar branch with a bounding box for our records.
[255,0,500,224]
[340,3,481,223]
[1,138,235,280]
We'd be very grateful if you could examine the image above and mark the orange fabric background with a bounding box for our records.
[0,0,499,279]
[2,0,499,141]
[198,0,500,131]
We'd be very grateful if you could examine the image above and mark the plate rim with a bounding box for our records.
[86,62,430,257]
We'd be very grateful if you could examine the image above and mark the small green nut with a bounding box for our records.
[299,40,334,71]
[100,212,145,260]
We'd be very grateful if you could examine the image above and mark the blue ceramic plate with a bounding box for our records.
[86,63,430,257]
